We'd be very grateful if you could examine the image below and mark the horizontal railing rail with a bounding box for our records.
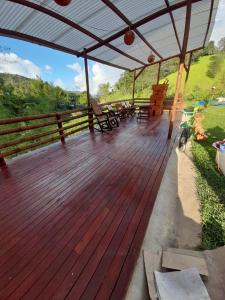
[0,106,95,161]
[0,99,134,164]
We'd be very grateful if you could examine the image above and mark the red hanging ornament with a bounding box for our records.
[147,53,155,64]
[124,30,135,46]
[54,0,71,6]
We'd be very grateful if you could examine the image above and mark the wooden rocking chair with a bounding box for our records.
[107,104,121,122]
[91,100,119,133]
[115,102,128,119]
[123,101,136,116]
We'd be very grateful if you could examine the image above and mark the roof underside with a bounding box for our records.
[0,0,219,71]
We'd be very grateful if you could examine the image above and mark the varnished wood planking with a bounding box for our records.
[0,115,176,300]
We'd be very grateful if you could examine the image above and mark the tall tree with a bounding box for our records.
[218,37,225,52]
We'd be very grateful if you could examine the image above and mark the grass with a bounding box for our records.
[165,56,215,96]
[191,106,225,249]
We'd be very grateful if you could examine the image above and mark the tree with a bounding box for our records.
[207,54,224,78]
[97,82,110,100]
[203,41,217,55]
[218,37,225,52]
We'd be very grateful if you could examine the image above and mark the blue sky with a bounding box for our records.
[0,0,225,94]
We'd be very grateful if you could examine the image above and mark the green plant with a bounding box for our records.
[192,107,225,249]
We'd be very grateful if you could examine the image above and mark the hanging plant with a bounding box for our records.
[124,29,135,46]
[147,53,155,64]
[54,0,71,6]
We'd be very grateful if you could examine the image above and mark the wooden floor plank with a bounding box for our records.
[0,114,176,300]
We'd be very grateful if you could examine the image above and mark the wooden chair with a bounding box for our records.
[121,101,135,117]
[115,102,128,119]
[91,100,119,133]
[124,101,136,116]
[107,104,121,121]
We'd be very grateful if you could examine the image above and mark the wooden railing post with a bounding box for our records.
[88,108,94,132]
[84,51,94,132]
[0,156,6,167]
[56,113,65,143]
[132,70,136,105]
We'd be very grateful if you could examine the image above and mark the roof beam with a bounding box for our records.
[100,0,163,59]
[181,0,192,60]
[0,28,130,71]
[203,0,214,47]
[164,0,182,52]
[86,0,202,54]
[131,46,203,71]
[135,66,146,80]
[8,0,146,67]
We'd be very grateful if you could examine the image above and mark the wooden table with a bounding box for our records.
[136,103,153,120]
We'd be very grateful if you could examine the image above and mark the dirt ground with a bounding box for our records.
[125,142,225,300]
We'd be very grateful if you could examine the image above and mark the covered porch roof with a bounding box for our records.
[0,0,219,71]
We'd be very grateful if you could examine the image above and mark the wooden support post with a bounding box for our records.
[183,51,193,99]
[157,62,161,84]
[56,112,65,143]
[84,52,94,132]
[168,0,191,139]
[168,57,184,139]
[132,70,136,104]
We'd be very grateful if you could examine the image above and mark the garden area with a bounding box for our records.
[191,105,225,249]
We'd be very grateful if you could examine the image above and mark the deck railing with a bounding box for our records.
[0,99,132,164]
[0,107,94,162]
[0,98,173,165]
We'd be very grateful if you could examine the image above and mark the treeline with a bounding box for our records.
[97,38,225,102]
[0,74,87,119]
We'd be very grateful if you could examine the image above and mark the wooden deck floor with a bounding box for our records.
[0,114,175,300]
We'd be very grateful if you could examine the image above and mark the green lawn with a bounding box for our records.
[191,106,225,249]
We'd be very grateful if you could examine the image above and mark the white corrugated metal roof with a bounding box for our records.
[0,0,219,70]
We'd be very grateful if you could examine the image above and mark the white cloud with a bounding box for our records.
[54,78,64,89]
[0,52,41,78]
[210,0,225,44]
[67,62,86,91]
[67,62,82,73]
[67,62,123,95]
[44,64,52,72]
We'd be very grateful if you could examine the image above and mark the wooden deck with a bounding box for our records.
[0,114,175,300]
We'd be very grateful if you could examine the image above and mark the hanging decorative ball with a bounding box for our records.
[147,53,155,64]
[54,0,71,6]
[124,30,135,45]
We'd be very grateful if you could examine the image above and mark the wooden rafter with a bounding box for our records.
[0,28,130,71]
[100,0,163,59]
[181,0,192,60]
[85,0,202,54]
[203,0,214,47]
[164,0,182,52]
[8,0,146,67]
[135,66,146,80]
[0,0,214,72]
[132,46,203,71]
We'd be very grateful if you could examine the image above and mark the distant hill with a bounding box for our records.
[162,55,225,100]
[0,73,88,119]
[0,73,33,87]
